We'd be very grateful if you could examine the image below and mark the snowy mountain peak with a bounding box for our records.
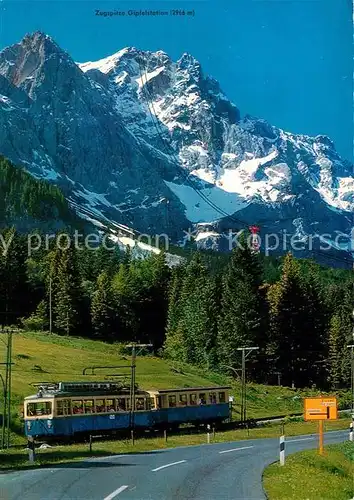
[0,33,352,266]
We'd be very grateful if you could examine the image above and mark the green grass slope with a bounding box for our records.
[1,331,343,421]
[263,442,354,500]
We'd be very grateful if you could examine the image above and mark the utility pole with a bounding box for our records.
[49,277,52,334]
[348,342,354,429]
[236,347,259,423]
[6,329,12,449]
[275,372,281,387]
[348,306,354,435]
[126,343,152,433]
[66,311,69,336]
[1,328,13,449]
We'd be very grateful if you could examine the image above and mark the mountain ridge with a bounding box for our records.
[0,32,352,265]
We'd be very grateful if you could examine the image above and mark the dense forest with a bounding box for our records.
[0,227,352,391]
[0,156,80,226]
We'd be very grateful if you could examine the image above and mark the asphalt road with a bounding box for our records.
[0,430,347,500]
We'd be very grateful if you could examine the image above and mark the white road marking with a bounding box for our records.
[103,485,129,500]
[151,460,187,472]
[287,437,315,443]
[93,455,125,461]
[219,445,254,454]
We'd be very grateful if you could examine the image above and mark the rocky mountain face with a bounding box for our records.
[0,32,352,266]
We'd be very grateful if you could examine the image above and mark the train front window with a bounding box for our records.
[27,401,52,417]
[84,400,94,413]
[218,392,226,403]
[72,400,84,414]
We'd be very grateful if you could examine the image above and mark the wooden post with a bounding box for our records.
[279,426,285,466]
[319,420,324,455]
[207,424,211,444]
[164,429,167,443]
[28,436,35,462]
[131,429,135,445]
[89,435,92,453]
[212,426,216,439]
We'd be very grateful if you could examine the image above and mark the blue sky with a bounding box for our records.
[1,0,352,161]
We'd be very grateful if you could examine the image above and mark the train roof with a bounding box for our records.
[24,381,148,400]
[149,386,231,394]
[24,382,231,400]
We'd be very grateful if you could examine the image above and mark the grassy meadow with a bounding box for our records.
[263,441,354,500]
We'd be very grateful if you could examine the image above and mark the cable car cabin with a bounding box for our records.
[24,382,231,439]
[24,381,154,438]
[147,386,231,427]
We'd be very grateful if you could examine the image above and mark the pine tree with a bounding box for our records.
[217,238,264,373]
[324,281,352,386]
[267,253,325,388]
[138,251,171,347]
[328,314,344,388]
[164,253,219,366]
[91,271,114,339]
[111,263,139,341]
[22,299,48,331]
[300,267,329,387]
[0,228,29,325]
[52,243,82,335]
[164,266,185,359]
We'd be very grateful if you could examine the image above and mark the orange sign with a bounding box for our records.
[304,397,337,421]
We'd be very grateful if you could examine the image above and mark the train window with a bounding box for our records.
[106,399,115,412]
[95,399,105,413]
[218,392,226,403]
[56,400,64,416]
[136,398,145,411]
[179,394,188,406]
[168,395,177,408]
[150,398,156,410]
[72,400,84,414]
[117,398,126,411]
[56,400,70,416]
[84,400,94,413]
[209,393,217,404]
[27,401,52,417]
[190,394,197,406]
[199,393,206,405]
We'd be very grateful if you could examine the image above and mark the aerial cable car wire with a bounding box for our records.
[135,53,352,266]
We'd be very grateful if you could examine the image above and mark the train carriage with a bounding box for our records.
[24,382,231,439]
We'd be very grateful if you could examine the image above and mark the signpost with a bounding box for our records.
[304,397,338,455]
